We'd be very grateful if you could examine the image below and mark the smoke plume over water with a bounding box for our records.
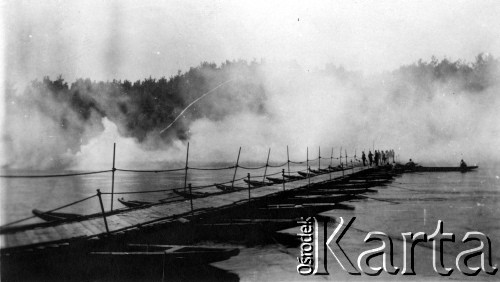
[2,55,500,170]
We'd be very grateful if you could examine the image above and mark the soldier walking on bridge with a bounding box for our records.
[362,151,367,166]
[368,150,373,166]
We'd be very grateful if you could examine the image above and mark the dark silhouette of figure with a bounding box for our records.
[374,150,379,166]
[460,159,467,168]
[382,151,386,164]
[368,151,373,166]
[362,151,367,166]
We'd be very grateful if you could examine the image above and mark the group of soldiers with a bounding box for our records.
[361,149,395,166]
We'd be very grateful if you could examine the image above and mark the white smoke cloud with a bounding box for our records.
[73,118,187,170]
[2,57,500,171]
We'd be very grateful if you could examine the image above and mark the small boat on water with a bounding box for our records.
[297,171,315,177]
[214,183,246,192]
[173,189,213,199]
[283,174,305,180]
[117,198,154,208]
[309,168,323,174]
[266,177,287,184]
[32,209,81,221]
[327,165,343,171]
[90,244,240,265]
[243,179,273,187]
[413,165,478,172]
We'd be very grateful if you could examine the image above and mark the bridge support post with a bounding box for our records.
[189,183,193,215]
[97,189,110,234]
[282,169,285,191]
[231,147,241,189]
[184,142,190,192]
[111,143,116,211]
[318,147,321,171]
[287,145,290,177]
[247,173,251,201]
[263,148,271,183]
[329,147,333,181]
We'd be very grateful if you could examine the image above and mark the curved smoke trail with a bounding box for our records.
[159,79,235,134]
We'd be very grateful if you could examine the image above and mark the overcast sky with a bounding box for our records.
[3,0,500,83]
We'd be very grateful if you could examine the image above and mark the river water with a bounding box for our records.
[1,162,499,281]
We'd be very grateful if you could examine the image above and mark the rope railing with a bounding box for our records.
[266,161,289,168]
[289,160,307,164]
[189,165,236,171]
[115,168,185,173]
[1,143,394,229]
[248,170,283,179]
[0,194,97,228]
[101,187,180,195]
[289,168,309,174]
[213,175,248,186]
[1,164,320,227]
[0,157,360,179]
[189,175,251,191]
[0,170,112,178]
[238,164,268,170]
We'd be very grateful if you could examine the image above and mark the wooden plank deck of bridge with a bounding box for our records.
[0,167,365,252]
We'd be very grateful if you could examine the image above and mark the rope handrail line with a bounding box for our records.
[0,194,97,228]
[265,171,284,177]
[45,194,98,213]
[0,170,112,178]
[102,175,248,195]
[0,216,38,228]
[0,157,353,179]
[101,174,251,195]
[2,163,347,215]
[267,161,289,168]
[101,186,184,195]
[289,168,308,174]
[115,168,185,173]
[189,166,236,171]
[238,164,268,170]
[189,176,249,191]
[289,160,306,164]
[0,156,365,228]
[0,162,361,228]
[188,175,249,191]
[248,171,283,179]
[0,145,367,225]
[213,176,248,186]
